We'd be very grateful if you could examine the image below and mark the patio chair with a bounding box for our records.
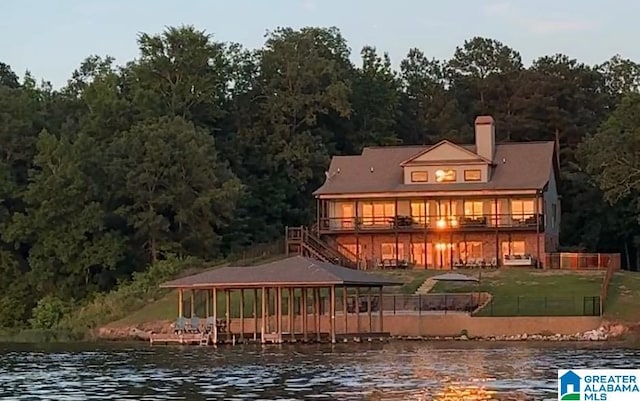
[205,317,216,333]
[174,317,187,334]
[189,316,201,333]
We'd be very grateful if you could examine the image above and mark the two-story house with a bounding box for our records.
[309,115,560,269]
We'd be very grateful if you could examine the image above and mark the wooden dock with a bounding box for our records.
[150,331,391,346]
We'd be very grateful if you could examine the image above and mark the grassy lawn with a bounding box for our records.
[375,269,445,293]
[430,269,604,317]
[603,271,640,323]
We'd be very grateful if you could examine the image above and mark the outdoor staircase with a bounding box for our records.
[415,277,437,295]
[285,226,359,269]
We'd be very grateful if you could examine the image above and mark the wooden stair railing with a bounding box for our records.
[285,226,357,269]
[323,235,359,266]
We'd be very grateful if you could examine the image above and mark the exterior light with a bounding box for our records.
[436,219,446,229]
[435,170,445,182]
[450,219,458,227]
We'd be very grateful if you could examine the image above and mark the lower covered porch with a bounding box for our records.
[335,232,547,270]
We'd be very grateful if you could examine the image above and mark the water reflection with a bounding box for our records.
[0,342,637,400]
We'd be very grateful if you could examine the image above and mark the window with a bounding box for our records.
[459,241,483,260]
[511,199,534,220]
[362,202,395,226]
[340,203,354,229]
[464,169,481,181]
[501,241,525,257]
[463,201,484,218]
[435,169,457,182]
[381,243,404,260]
[410,243,433,267]
[435,200,458,228]
[411,171,428,182]
[410,201,429,224]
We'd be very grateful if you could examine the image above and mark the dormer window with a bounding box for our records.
[411,171,428,182]
[464,169,481,181]
[435,169,456,183]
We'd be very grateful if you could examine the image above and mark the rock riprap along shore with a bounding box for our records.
[394,324,628,342]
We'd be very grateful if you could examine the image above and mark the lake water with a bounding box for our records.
[0,341,637,400]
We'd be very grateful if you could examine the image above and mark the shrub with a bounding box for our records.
[29,296,69,329]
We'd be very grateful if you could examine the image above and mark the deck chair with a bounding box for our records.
[205,317,216,333]
[189,316,201,333]
[174,317,187,334]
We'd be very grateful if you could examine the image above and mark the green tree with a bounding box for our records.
[110,116,241,262]
[126,25,232,125]
[398,48,469,144]
[229,27,351,242]
[4,131,125,300]
[349,46,400,150]
[579,93,640,205]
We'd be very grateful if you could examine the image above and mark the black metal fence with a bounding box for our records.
[473,295,601,317]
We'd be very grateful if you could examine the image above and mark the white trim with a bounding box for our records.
[317,189,539,199]
[400,140,492,166]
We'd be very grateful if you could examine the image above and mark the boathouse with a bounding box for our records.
[152,256,402,346]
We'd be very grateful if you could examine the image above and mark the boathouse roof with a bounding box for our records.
[160,256,403,289]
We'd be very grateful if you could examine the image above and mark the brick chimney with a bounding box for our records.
[475,115,495,161]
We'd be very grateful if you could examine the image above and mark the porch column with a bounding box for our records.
[289,288,295,341]
[367,288,373,333]
[314,288,321,341]
[225,289,231,342]
[330,286,336,343]
[494,197,500,267]
[343,286,348,335]
[302,288,308,341]
[240,289,245,341]
[535,191,541,269]
[394,198,399,267]
[205,289,210,318]
[355,200,360,268]
[424,198,428,270]
[178,289,184,318]
[253,288,258,341]
[213,287,218,344]
[355,287,361,333]
[261,287,266,343]
[276,287,282,339]
[316,198,320,230]
[379,286,384,332]
[190,290,195,317]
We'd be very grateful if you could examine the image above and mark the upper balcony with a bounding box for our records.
[318,213,544,234]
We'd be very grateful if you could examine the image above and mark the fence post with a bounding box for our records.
[444,294,448,315]
[393,295,396,315]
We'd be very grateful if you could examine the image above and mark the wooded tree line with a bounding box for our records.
[1,25,639,327]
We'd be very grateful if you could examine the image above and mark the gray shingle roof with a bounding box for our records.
[160,256,402,288]
[313,141,556,196]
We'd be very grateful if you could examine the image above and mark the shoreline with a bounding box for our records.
[96,322,628,343]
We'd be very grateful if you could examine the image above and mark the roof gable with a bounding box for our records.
[400,140,490,166]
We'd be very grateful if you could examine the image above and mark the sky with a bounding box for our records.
[1,0,638,88]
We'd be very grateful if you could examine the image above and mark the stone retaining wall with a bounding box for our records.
[193,313,602,338]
